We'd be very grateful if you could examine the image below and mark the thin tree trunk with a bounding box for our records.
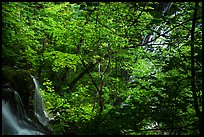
[38,33,46,83]
[190,2,201,135]
[81,59,103,113]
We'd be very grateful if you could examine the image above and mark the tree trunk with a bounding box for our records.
[190,2,202,135]
[38,33,46,83]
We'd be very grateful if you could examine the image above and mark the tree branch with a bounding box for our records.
[81,59,100,93]
[68,60,99,90]
[122,16,202,49]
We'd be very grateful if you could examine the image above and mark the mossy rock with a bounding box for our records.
[2,66,35,114]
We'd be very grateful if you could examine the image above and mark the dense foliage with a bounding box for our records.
[2,2,202,135]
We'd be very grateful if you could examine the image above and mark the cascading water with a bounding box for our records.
[2,73,55,135]
[31,75,50,126]
[2,86,45,135]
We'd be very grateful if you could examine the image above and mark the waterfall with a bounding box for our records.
[2,86,45,135]
[31,75,50,126]
[161,2,173,16]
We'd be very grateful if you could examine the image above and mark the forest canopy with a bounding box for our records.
[2,2,202,135]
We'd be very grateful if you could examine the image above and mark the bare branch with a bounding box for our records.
[122,16,202,49]
[81,59,100,93]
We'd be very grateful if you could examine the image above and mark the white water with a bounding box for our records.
[31,75,50,126]
[2,93,44,135]
[2,74,55,135]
